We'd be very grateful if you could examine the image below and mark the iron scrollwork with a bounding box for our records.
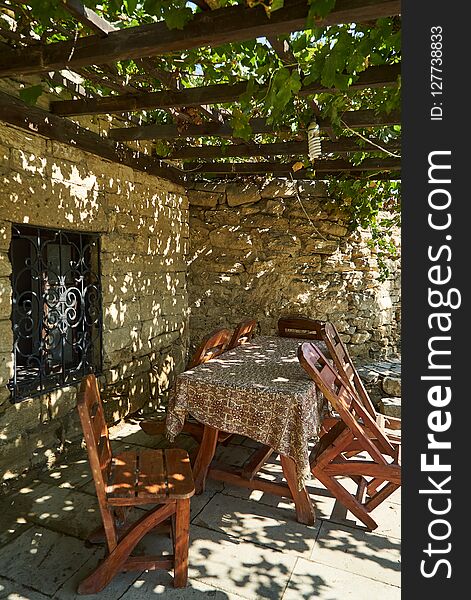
[8,225,102,402]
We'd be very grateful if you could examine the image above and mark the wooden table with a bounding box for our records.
[166,336,327,525]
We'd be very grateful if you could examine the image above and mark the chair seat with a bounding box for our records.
[106,448,195,506]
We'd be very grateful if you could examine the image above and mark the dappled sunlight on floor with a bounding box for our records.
[0,420,400,599]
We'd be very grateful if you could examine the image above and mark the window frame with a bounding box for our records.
[8,224,103,403]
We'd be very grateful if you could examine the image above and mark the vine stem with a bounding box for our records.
[340,120,401,158]
[289,173,328,241]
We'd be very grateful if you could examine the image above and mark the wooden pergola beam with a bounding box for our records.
[184,157,401,174]
[63,0,116,36]
[109,109,401,141]
[0,0,401,77]
[204,169,401,181]
[0,91,183,185]
[209,171,401,181]
[50,64,400,116]
[168,137,401,159]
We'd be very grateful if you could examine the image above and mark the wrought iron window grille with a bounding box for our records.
[8,224,103,402]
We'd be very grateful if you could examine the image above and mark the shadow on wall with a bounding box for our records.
[187,179,400,359]
[0,123,189,482]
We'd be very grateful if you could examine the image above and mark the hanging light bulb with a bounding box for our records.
[307,120,322,162]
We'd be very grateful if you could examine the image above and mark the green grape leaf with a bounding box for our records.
[19,85,43,106]
[231,110,252,141]
[307,0,336,23]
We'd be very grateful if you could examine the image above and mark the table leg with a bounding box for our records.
[280,455,316,525]
[193,424,219,494]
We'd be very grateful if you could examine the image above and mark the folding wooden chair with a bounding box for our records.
[227,318,258,350]
[298,342,401,530]
[187,327,232,368]
[320,321,401,438]
[141,328,232,439]
[278,315,324,340]
[77,375,195,594]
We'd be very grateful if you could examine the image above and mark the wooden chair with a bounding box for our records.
[320,321,401,438]
[227,319,258,350]
[141,328,232,440]
[77,375,195,594]
[298,342,401,530]
[187,327,232,368]
[278,315,324,340]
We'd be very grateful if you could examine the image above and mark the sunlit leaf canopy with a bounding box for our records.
[1,1,400,143]
[0,0,401,272]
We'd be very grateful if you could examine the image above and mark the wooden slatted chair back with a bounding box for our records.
[228,319,257,349]
[321,321,377,419]
[188,327,232,368]
[298,342,395,461]
[77,374,118,551]
[278,315,323,340]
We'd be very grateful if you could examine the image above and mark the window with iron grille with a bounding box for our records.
[8,224,102,402]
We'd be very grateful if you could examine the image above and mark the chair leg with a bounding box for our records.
[312,467,378,531]
[173,498,191,588]
[78,503,176,594]
[366,482,400,511]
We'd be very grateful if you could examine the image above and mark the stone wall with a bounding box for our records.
[187,178,401,357]
[0,122,189,482]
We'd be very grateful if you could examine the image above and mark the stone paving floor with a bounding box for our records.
[0,420,401,599]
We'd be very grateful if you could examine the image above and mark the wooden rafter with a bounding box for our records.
[108,110,401,141]
[63,0,116,36]
[167,137,401,159]
[204,171,401,181]
[62,0,218,123]
[0,91,183,185]
[184,157,401,174]
[50,64,400,116]
[0,0,401,77]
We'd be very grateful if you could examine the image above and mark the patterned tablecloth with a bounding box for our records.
[166,336,327,487]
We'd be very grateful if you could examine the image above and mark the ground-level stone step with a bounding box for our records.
[378,396,401,418]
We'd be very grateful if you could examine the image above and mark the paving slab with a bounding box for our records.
[37,457,92,490]
[0,509,32,548]
[193,493,320,558]
[310,521,401,586]
[0,526,93,596]
[0,577,50,600]
[53,549,141,600]
[221,478,338,523]
[190,479,225,520]
[214,444,256,468]
[141,524,297,600]
[120,572,245,600]
[7,482,101,540]
[283,558,400,600]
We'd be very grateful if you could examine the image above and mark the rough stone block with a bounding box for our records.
[0,221,11,252]
[47,386,79,421]
[304,239,339,254]
[0,397,43,443]
[297,180,327,197]
[0,251,11,278]
[383,376,401,396]
[226,182,261,207]
[260,178,297,198]
[350,332,371,344]
[0,318,13,354]
[0,277,12,320]
[379,396,401,418]
[10,148,47,176]
[188,189,222,207]
[209,226,260,250]
[0,435,31,480]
